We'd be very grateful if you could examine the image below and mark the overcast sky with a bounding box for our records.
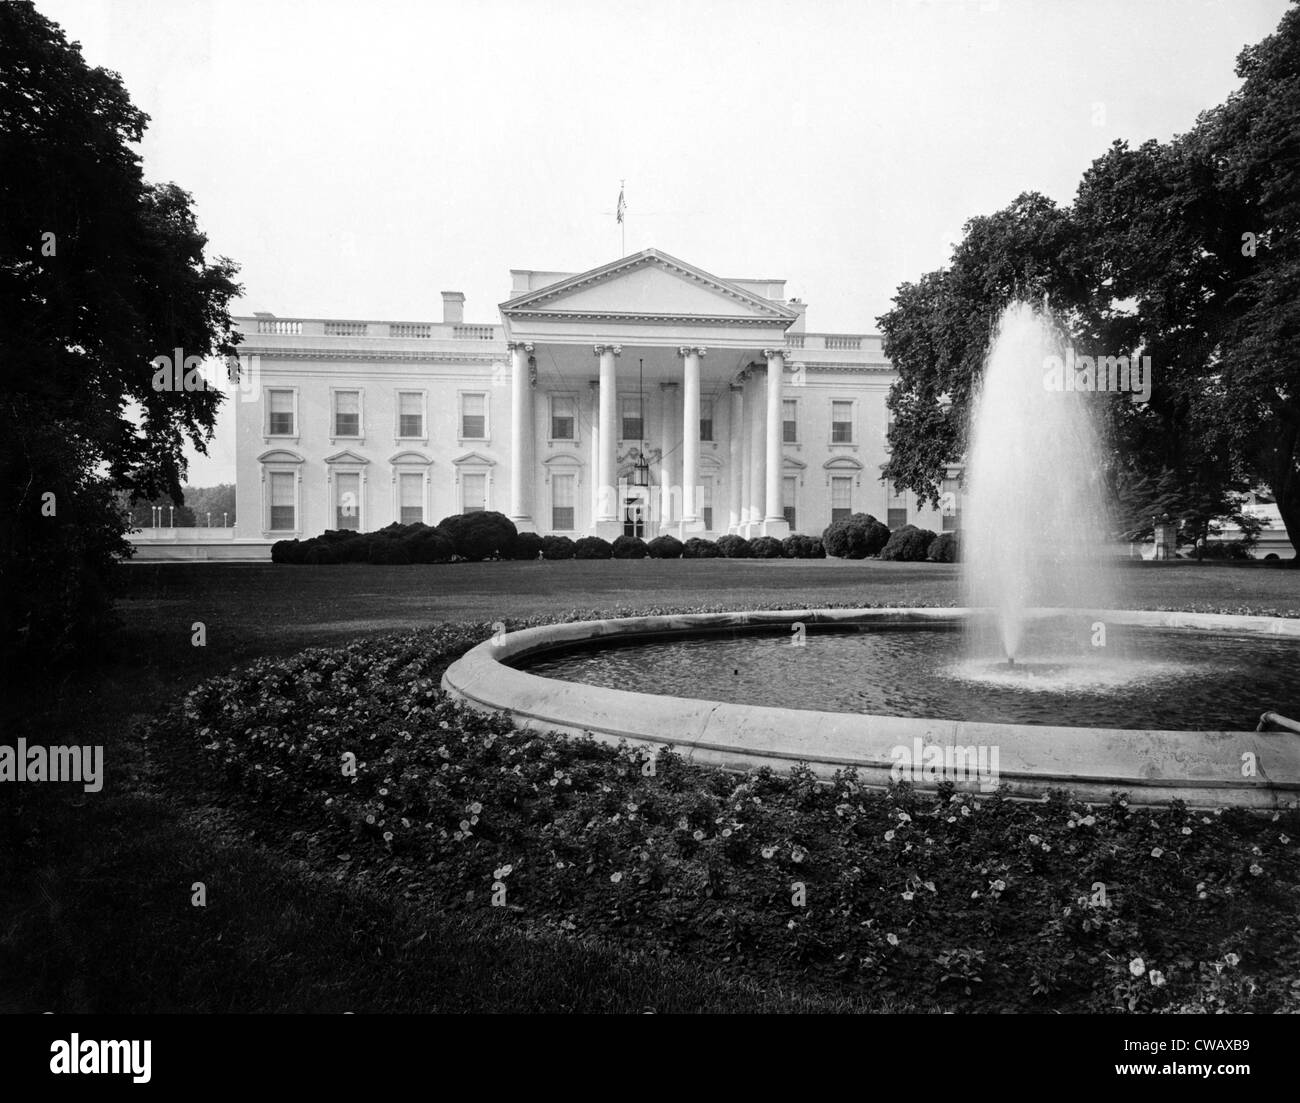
[36,0,1293,485]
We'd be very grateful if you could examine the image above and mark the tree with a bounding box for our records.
[878,3,1300,554]
[0,4,241,662]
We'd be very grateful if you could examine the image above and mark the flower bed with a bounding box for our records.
[170,610,1300,1012]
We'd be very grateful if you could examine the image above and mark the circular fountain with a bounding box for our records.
[442,304,1300,807]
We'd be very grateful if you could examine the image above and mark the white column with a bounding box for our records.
[739,371,753,531]
[728,383,744,532]
[596,345,620,526]
[747,365,766,533]
[508,341,534,528]
[659,381,680,530]
[589,379,601,529]
[764,348,788,534]
[679,346,703,528]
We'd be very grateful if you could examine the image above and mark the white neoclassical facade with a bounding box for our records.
[231,249,959,543]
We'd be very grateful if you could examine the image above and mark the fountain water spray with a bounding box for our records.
[962,301,1120,668]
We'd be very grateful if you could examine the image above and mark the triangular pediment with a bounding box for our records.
[324,449,369,465]
[500,249,798,324]
[452,451,496,467]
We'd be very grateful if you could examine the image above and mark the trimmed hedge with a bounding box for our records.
[716,534,752,559]
[749,536,784,559]
[880,524,937,562]
[506,532,544,561]
[574,536,613,560]
[646,535,684,559]
[271,539,305,564]
[822,513,891,559]
[435,510,517,561]
[682,537,720,558]
[540,535,576,561]
[928,531,959,563]
[611,535,649,559]
[782,534,825,559]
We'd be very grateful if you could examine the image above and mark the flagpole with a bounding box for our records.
[621,179,625,256]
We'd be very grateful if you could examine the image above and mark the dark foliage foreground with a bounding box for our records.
[168,615,1300,1013]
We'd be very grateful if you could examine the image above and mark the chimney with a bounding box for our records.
[441,291,466,325]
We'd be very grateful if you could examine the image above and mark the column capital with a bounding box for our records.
[588,379,601,390]
[659,380,680,392]
[594,344,622,357]
[507,340,534,354]
[677,345,707,358]
[762,347,785,361]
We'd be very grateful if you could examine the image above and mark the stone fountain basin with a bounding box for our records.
[440,608,1300,809]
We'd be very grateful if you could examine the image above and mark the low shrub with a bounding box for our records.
[303,541,342,565]
[682,537,720,559]
[368,537,412,565]
[407,530,455,564]
[716,534,752,559]
[822,513,891,559]
[574,535,613,560]
[749,536,784,559]
[435,510,517,561]
[271,539,305,564]
[782,534,825,559]
[506,532,544,561]
[880,524,937,562]
[928,531,959,563]
[611,535,649,559]
[646,535,684,559]
[1196,540,1253,561]
[541,535,576,561]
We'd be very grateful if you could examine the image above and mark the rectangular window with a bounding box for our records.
[552,473,575,531]
[699,399,714,442]
[782,399,798,444]
[621,395,643,441]
[269,471,295,531]
[461,393,487,439]
[783,476,797,531]
[462,472,486,513]
[887,482,908,530]
[701,480,713,531]
[335,472,361,530]
[398,392,423,438]
[551,396,576,440]
[399,472,423,525]
[333,390,360,437]
[831,401,853,444]
[831,476,852,523]
[268,390,294,436]
[942,475,960,533]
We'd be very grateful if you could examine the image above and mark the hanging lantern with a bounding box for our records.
[631,453,650,487]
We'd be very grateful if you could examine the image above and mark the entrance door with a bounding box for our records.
[622,485,649,537]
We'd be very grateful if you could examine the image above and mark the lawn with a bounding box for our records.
[2,558,1297,1013]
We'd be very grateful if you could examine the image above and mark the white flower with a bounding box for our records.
[1129,957,1146,977]
[884,830,895,842]
[1224,952,1240,967]
[990,879,1006,892]
[886,933,899,947]
[1150,847,1163,858]
[610,872,622,883]
[1149,970,1166,987]
[901,891,914,901]
[1181,826,1192,835]
[1249,863,1263,876]
[761,846,776,859]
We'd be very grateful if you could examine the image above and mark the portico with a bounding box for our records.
[499,249,796,540]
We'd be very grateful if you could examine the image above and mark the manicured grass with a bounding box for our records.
[3,558,1296,1013]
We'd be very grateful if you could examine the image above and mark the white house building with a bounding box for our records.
[231,249,959,544]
